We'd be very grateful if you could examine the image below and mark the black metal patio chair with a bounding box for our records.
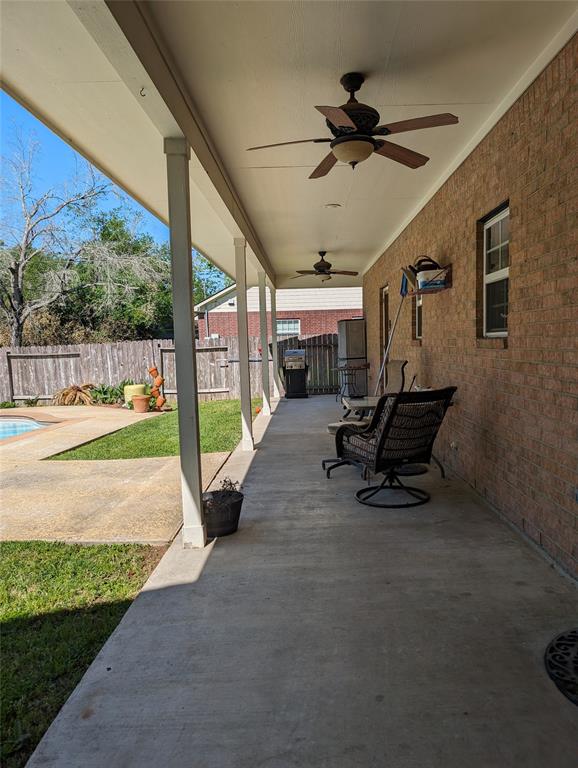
[324,387,456,508]
[323,360,409,475]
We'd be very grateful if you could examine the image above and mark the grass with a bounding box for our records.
[52,398,261,460]
[0,541,165,768]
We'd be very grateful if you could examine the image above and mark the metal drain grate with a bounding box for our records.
[544,629,578,706]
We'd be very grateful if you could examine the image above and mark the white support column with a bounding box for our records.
[234,238,254,450]
[164,137,206,548]
[258,271,271,415]
[269,284,281,398]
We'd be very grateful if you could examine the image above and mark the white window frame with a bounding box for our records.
[276,318,301,337]
[415,294,423,340]
[483,207,509,337]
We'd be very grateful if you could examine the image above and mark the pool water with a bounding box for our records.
[0,418,45,440]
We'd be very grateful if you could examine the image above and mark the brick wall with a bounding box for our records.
[198,308,362,339]
[363,36,577,575]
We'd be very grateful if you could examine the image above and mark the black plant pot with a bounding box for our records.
[202,490,243,537]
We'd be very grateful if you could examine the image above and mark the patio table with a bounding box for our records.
[341,395,380,421]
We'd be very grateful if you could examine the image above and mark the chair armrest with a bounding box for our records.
[335,423,371,456]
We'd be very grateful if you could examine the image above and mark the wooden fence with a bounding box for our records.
[0,334,339,403]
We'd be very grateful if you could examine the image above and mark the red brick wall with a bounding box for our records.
[363,37,577,575]
[198,308,362,339]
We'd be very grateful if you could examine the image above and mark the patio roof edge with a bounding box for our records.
[105,0,276,287]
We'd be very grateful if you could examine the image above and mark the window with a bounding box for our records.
[483,207,509,336]
[276,318,300,337]
[415,294,423,340]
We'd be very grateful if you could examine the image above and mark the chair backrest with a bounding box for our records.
[374,387,456,470]
[382,359,407,395]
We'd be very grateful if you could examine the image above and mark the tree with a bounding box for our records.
[0,137,109,345]
[0,138,167,345]
[192,251,233,306]
[0,134,231,346]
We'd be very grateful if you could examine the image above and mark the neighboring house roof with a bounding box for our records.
[195,286,363,314]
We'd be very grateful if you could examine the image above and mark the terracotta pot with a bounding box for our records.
[148,367,159,378]
[153,375,164,388]
[132,394,150,414]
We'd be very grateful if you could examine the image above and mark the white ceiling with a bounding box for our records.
[1,1,576,289]
[143,0,577,286]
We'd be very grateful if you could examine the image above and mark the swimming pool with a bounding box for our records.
[0,418,46,440]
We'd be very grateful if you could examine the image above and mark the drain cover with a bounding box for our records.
[544,629,578,706]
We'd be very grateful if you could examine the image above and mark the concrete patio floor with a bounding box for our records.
[28,396,578,767]
[0,406,228,543]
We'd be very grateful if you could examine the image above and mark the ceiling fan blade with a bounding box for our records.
[328,270,359,276]
[247,138,332,151]
[375,113,458,135]
[374,140,429,169]
[309,152,338,179]
[295,270,318,274]
[315,105,356,130]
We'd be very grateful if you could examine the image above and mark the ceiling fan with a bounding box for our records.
[292,252,359,282]
[247,72,458,179]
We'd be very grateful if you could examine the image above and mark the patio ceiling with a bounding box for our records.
[1,1,576,288]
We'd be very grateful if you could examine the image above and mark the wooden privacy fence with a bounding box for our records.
[0,333,339,403]
[277,333,339,394]
[0,337,272,403]
[157,337,272,401]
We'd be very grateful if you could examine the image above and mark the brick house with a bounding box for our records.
[196,286,363,339]
[363,37,577,575]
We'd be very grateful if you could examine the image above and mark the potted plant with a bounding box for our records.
[202,477,244,537]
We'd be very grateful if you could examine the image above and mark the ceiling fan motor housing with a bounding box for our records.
[326,102,381,138]
[314,252,332,272]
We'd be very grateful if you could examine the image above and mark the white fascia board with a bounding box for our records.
[105,0,275,286]
[194,283,237,313]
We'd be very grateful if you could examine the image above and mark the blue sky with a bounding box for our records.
[1,90,169,243]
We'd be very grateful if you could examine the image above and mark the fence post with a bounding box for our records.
[6,352,14,403]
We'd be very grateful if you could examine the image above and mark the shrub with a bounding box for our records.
[90,380,135,405]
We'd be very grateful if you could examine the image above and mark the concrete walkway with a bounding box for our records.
[28,397,578,767]
[0,406,227,543]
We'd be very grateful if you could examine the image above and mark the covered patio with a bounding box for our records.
[1,1,577,763]
[27,396,578,767]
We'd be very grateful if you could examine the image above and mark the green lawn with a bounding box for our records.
[0,541,165,768]
[53,398,261,460]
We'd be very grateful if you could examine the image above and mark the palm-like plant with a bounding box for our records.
[52,384,94,406]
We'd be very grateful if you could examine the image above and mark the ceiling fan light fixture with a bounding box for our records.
[330,136,374,168]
